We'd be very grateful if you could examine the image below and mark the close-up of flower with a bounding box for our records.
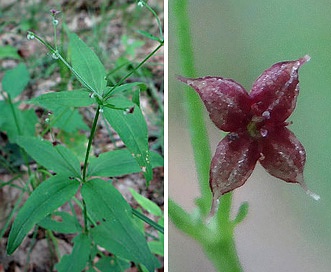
[178,55,319,216]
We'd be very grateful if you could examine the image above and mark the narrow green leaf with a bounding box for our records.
[87,149,163,177]
[132,209,164,234]
[82,179,159,272]
[67,31,106,95]
[38,211,82,234]
[106,82,147,97]
[16,136,81,177]
[103,97,153,182]
[136,30,161,42]
[2,63,30,97]
[55,233,90,272]
[232,201,249,225]
[129,188,162,217]
[6,175,80,255]
[29,89,94,108]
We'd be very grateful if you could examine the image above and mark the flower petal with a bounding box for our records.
[250,55,310,123]
[178,76,251,132]
[209,132,259,216]
[259,127,306,185]
[260,126,320,200]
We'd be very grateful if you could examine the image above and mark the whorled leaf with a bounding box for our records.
[82,179,159,271]
[67,30,106,95]
[29,89,94,108]
[102,97,153,182]
[7,175,80,255]
[16,136,81,177]
[54,233,91,272]
[87,149,163,178]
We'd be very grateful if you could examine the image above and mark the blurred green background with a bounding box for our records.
[169,0,331,271]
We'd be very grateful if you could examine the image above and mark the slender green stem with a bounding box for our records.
[140,1,164,41]
[173,0,211,214]
[82,199,89,233]
[203,235,243,272]
[46,229,61,261]
[104,42,163,100]
[132,208,164,234]
[7,95,22,135]
[72,197,96,226]
[30,32,102,99]
[53,18,58,51]
[172,1,243,271]
[7,95,32,177]
[82,106,101,181]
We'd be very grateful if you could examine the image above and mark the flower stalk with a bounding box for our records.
[170,0,243,271]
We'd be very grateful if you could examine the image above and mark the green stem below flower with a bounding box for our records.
[170,0,243,271]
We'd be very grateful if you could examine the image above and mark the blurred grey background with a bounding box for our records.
[169,0,331,271]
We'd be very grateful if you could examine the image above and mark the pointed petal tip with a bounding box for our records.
[299,179,320,201]
[176,75,189,83]
[299,55,311,65]
[305,189,320,201]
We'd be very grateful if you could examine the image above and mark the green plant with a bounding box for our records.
[2,2,163,271]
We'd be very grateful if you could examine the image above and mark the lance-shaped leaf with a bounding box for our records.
[30,89,94,108]
[88,149,163,177]
[67,31,106,95]
[82,179,159,272]
[103,97,153,182]
[16,136,81,177]
[129,188,162,217]
[38,211,82,234]
[54,233,91,272]
[7,175,80,255]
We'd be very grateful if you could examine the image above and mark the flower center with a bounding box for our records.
[247,111,270,139]
[247,120,262,138]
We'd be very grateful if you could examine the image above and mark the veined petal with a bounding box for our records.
[259,127,306,184]
[178,76,251,132]
[250,55,310,123]
[209,132,259,216]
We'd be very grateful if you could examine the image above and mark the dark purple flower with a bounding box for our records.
[50,9,61,16]
[178,55,319,216]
